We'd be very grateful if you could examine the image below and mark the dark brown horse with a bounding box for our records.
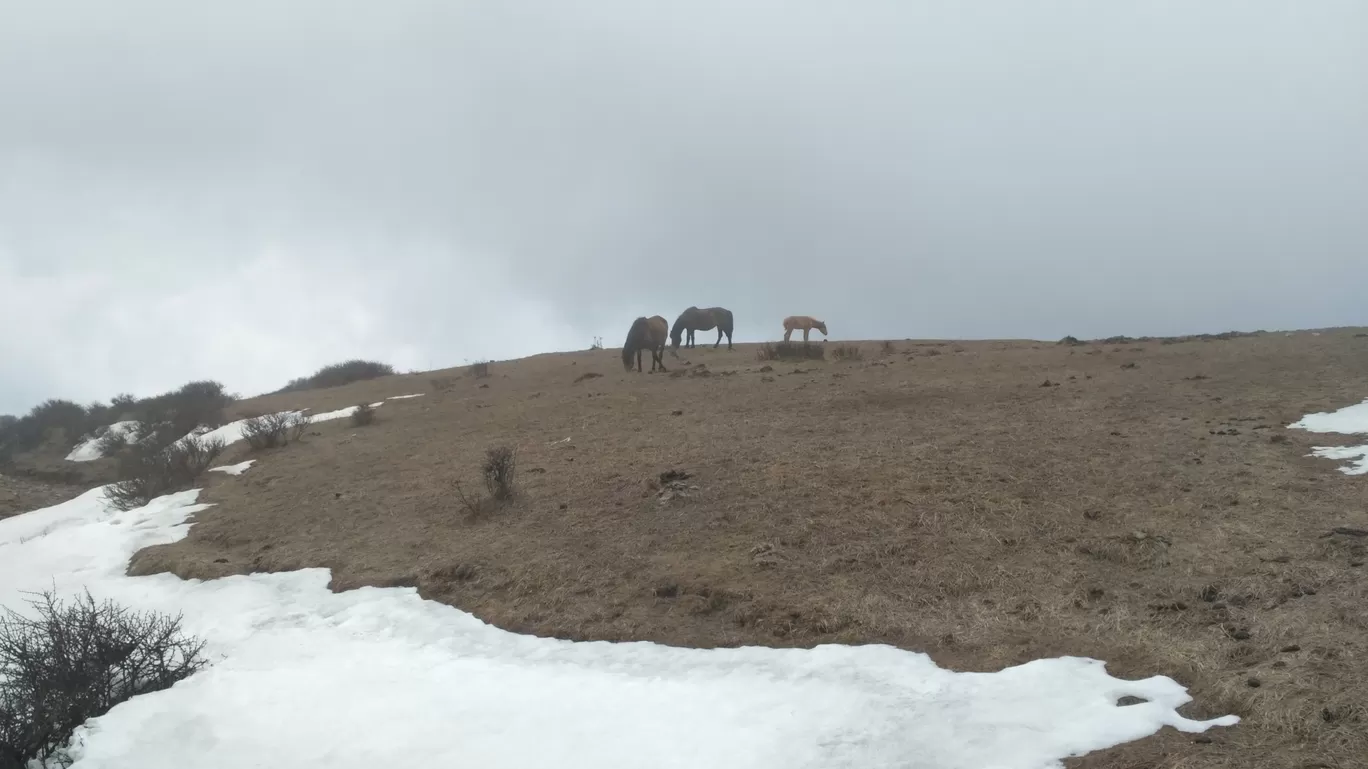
[622,315,669,372]
[670,306,734,354]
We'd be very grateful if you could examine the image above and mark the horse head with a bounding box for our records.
[816,320,828,335]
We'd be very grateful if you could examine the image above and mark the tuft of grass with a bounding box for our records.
[831,343,863,362]
[756,342,826,362]
[880,341,897,356]
[350,402,377,427]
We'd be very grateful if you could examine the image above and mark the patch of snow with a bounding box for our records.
[181,403,385,450]
[65,421,140,462]
[1289,399,1368,475]
[208,461,255,476]
[0,490,1237,768]
[386,393,424,400]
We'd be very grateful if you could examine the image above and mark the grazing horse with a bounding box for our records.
[670,306,735,354]
[782,315,828,343]
[622,315,670,373]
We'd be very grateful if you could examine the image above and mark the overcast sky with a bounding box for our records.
[2,0,1365,414]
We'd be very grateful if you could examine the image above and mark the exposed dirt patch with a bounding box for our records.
[0,473,85,519]
[125,330,1368,768]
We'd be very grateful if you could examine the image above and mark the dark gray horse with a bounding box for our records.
[622,315,669,372]
[669,306,734,354]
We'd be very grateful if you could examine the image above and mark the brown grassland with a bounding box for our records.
[16,328,1368,767]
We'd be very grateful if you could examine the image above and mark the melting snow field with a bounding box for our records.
[9,388,1240,767]
[65,421,141,462]
[1289,399,1368,475]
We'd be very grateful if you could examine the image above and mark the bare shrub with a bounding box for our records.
[240,412,294,451]
[94,426,130,456]
[429,376,459,392]
[0,589,207,769]
[831,343,863,361]
[880,341,897,356]
[468,361,491,379]
[104,436,226,512]
[287,411,312,442]
[756,342,825,362]
[590,336,604,350]
[276,360,395,393]
[483,446,518,500]
[350,403,376,427]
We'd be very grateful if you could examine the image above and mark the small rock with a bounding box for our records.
[1115,695,1146,706]
[1193,735,1214,744]
[478,383,489,389]
[1246,677,1262,688]
[1269,434,1288,444]
[1082,510,1101,520]
[671,410,683,416]
[1039,379,1056,387]
[558,502,568,510]
[1280,644,1301,653]
[759,365,773,372]
[1231,629,1252,641]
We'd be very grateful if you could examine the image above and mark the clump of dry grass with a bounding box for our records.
[831,343,863,361]
[483,446,517,500]
[469,361,491,379]
[756,342,825,362]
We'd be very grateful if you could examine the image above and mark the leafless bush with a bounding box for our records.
[94,426,130,456]
[286,411,312,442]
[831,343,863,361]
[590,336,604,350]
[104,436,225,512]
[468,361,491,379]
[880,341,897,356]
[0,589,207,768]
[483,446,517,500]
[429,376,459,392]
[350,403,376,427]
[756,342,825,362]
[240,412,294,451]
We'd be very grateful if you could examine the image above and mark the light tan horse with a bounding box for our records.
[782,315,828,343]
[622,315,670,372]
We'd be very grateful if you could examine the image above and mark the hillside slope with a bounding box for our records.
[15,328,1368,767]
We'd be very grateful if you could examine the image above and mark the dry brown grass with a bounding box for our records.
[121,329,1368,768]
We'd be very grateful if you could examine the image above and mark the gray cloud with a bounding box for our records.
[2,0,1365,413]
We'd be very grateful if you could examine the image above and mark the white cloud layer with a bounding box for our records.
[3,0,1366,412]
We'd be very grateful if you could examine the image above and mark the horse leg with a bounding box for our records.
[637,348,643,372]
[783,327,792,342]
[727,329,734,350]
[803,328,810,344]
[656,346,667,371]
[714,328,722,348]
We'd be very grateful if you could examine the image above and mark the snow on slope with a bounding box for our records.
[0,486,1237,768]
[65,421,141,462]
[1289,399,1368,475]
[65,393,424,462]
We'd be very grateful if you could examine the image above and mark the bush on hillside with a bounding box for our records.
[468,361,491,379]
[0,589,207,769]
[276,360,395,393]
[104,436,225,512]
[350,403,376,427]
[482,445,517,501]
[240,412,294,451]
[0,381,235,465]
